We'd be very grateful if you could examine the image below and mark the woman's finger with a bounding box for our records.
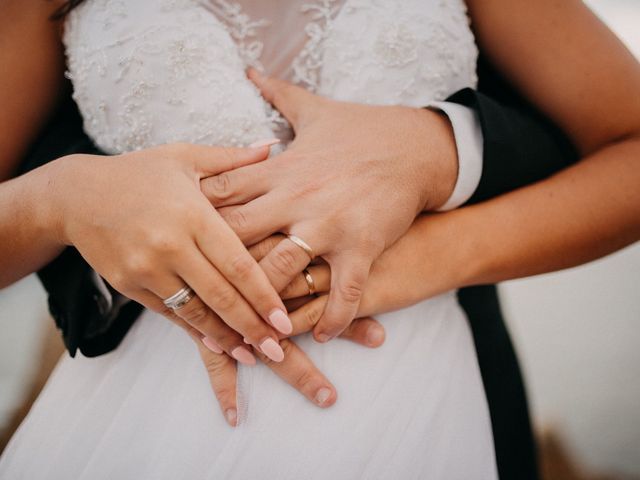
[218,192,293,246]
[280,264,331,299]
[201,161,272,208]
[195,339,240,427]
[148,274,258,365]
[130,288,242,427]
[195,206,293,335]
[172,252,285,363]
[184,143,274,177]
[255,338,337,408]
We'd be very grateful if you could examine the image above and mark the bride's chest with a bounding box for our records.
[65,0,477,99]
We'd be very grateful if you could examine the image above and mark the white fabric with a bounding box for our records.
[1,1,497,479]
[431,101,484,211]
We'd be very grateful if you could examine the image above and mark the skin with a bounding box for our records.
[196,0,640,421]
[1,0,639,426]
[0,0,385,424]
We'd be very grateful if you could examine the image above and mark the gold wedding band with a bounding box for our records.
[287,234,315,260]
[303,269,316,295]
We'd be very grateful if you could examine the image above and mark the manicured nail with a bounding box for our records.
[316,333,331,343]
[366,326,385,347]
[249,138,280,149]
[225,408,237,427]
[259,337,285,362]
[231,346,257,366]
[269,309,293,335]
[202,337,223,354]
[243,337,251,344]
[315,387,332,406]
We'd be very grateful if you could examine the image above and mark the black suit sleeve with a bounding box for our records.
[447,55,580,204]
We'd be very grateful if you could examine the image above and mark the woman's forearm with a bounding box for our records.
[360,136,640,317]
[0,162,65,288]
[454,137,640,287]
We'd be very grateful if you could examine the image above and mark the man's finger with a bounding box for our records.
[259,237,313,295]
[195,340,240,427]
[247,68,316,129]
[248,234,285,262]
[255,338,336,408]
[280,264,331,299]
[313,255,371,342]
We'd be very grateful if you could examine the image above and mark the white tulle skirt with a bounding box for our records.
[0,291,497,479]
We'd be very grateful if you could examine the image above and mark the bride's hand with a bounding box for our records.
[194,234,386,426]
[202,69,458,343]
[48,143,295,364]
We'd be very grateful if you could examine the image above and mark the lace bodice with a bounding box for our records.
[63,0,478,154]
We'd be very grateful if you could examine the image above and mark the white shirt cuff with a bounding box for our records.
[429,101,484,211]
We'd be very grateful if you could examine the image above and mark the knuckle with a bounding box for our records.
[183,304,210,327]
[123,253,154,280]
[293,369,316,393]
[302,301,324,330]
[279,281,296,298]
[225,209,249,233]
[107,272,129,294]
[213,385,236,405]
[226,254,256,282]
[202,353,226,375]
[210,173,232,200]
[270,247,298,277]
[338,280,364,304]
[209,286,239,312]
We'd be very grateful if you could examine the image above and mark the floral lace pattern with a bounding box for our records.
[63,0,478,154]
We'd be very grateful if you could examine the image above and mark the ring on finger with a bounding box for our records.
[287,234,315,261]
[163,286,196,310]
[302,268,316,295]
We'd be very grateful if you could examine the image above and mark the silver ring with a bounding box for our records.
[287,234,315,260]
[303,269,316,295]
[163,286,195,310]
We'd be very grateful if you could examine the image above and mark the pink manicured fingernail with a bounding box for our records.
[366,326,385,347]
[315,388,332,406]
[202,337,223,354]
[225,408,237,427]
[259,337,285,362]
[269,309,293,335]
[231,346,257,366]
[249,138,280,148]
[243,337,251,344]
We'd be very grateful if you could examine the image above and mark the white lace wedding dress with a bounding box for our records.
[0,1,498,478]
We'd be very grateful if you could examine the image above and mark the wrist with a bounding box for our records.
[413,108,458,211]
[39,154,82,247]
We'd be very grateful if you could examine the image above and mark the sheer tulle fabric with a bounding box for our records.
[1,1,496,478]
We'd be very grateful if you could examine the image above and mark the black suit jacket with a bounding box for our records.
[18,52,578,480]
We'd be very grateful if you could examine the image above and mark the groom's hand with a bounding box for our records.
[202,69,458,342]
[191,234,386,427]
